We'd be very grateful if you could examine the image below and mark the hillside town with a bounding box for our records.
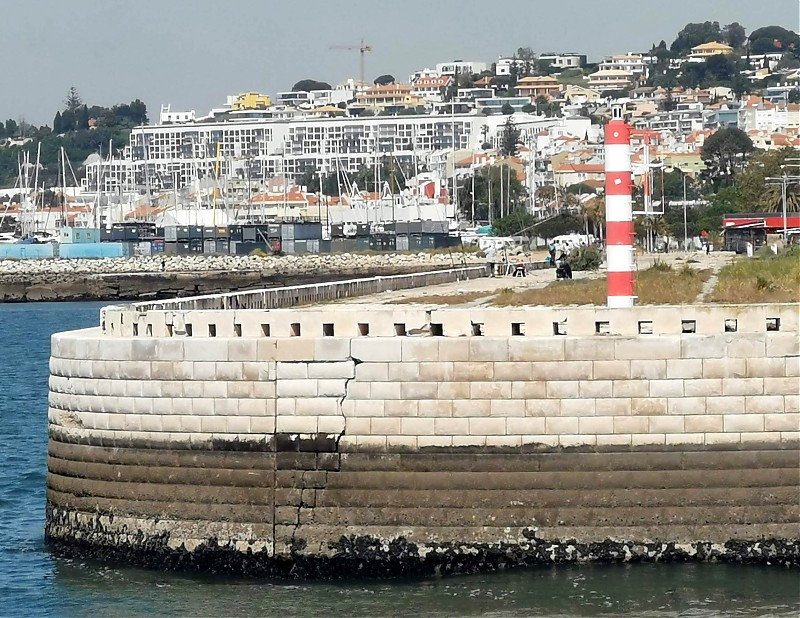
[0,21,798,255]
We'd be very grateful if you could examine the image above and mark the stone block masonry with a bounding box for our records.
[45,301,800,576]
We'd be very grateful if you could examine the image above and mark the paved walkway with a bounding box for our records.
[329,250,738,308]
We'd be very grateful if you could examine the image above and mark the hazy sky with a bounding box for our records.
[4,0,799,126]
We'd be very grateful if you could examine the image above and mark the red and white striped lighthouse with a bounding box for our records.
[604,109,635,308]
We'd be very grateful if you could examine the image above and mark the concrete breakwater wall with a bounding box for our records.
[0,252,482,302]
[46,299,800,575]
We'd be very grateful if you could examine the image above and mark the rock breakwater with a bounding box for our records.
[0,252,481,302]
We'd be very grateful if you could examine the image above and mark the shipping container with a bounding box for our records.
[177,226,191,241]
[189,226,203,240]
[396,235,410,252]
[407,221,423,234]
[229,225,243,241]
[356,224,370,237]
[330,224,344,238]
[409,234,423,250]
[306,239,320,253]
[57,242,126,259]
[422,220,448,234]
[216,239,229,254]
[356,237,370,251]
[135,241,152,257]
[163,241,178,255]
[330,238,355,253]
[319,240,331,253]
[124,227,140,241]
[280,224,294,241]
[176,242,193,255]
[269,239,281,253]
[282,240,295,254]
[242,226,257,242]
[111,225,126,241]
[151,239,165,254]
[100,228,112,242]
[267,223,281,238]
[293,223,323,240]
[164,227,178,242]
[215,226,229,238]
[233,242,268,255]
[395,222,410,235]
[203,239,217,254]
[203,227,217,239]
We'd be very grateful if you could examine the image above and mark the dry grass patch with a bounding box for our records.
[490,265,710,306]
[390,291,494,305]
[709,249,800,304]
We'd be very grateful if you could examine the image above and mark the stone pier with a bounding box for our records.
[45,274,800,575]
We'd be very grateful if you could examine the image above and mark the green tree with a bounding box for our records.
[76,105,89,130]
[701,127,755,183]
[459,165,527,221]
[63,86,83,112]
[671,21,722,54]
[532,213,584,239]
[292,79,332,92]
[499,116,520,156]
[52,111,63,134]
[373,74,395,85]
[748,26,800,55]
[5,119,17,137]
[567,182,597,195]
[492,210,537,237]
[500,102,515,115]
[736,147,800,213]
[723,22,747,49]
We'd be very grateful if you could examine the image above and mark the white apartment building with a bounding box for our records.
[411,76,452,103]
[633,106,711,135]
[598,53,654,78]
[435,60,487,76]
[587,69,635,91]
[538,54,586,69]
[83,110,561,194]
[739,100,799,133]
[84,114,482,193]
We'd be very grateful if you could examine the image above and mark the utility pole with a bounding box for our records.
[682,173,688,252]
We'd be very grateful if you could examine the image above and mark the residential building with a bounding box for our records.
[457,87,495,101]
[587,69,635,91]
[538,54,586,70]
[353,84,426,112]
[436,60,487,76]
[739,97,799,133]
[475,97,531,114]
[599,53,653,78]
[515,76,561,101]
[563,84,602,105]
[495,58,515,76]
[411,76,451,103]
[231,92,272,111]
[159,105,195,125]
[689,42,734,60]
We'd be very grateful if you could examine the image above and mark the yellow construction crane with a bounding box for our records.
[330,39,373,85]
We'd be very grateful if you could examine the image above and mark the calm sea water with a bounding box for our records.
[1,301,798,617]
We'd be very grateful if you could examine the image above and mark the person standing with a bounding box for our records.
[485,245,497,277]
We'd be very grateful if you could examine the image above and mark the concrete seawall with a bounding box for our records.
[45,288,800,575]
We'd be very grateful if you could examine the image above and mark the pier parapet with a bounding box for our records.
[45,277,800,575]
